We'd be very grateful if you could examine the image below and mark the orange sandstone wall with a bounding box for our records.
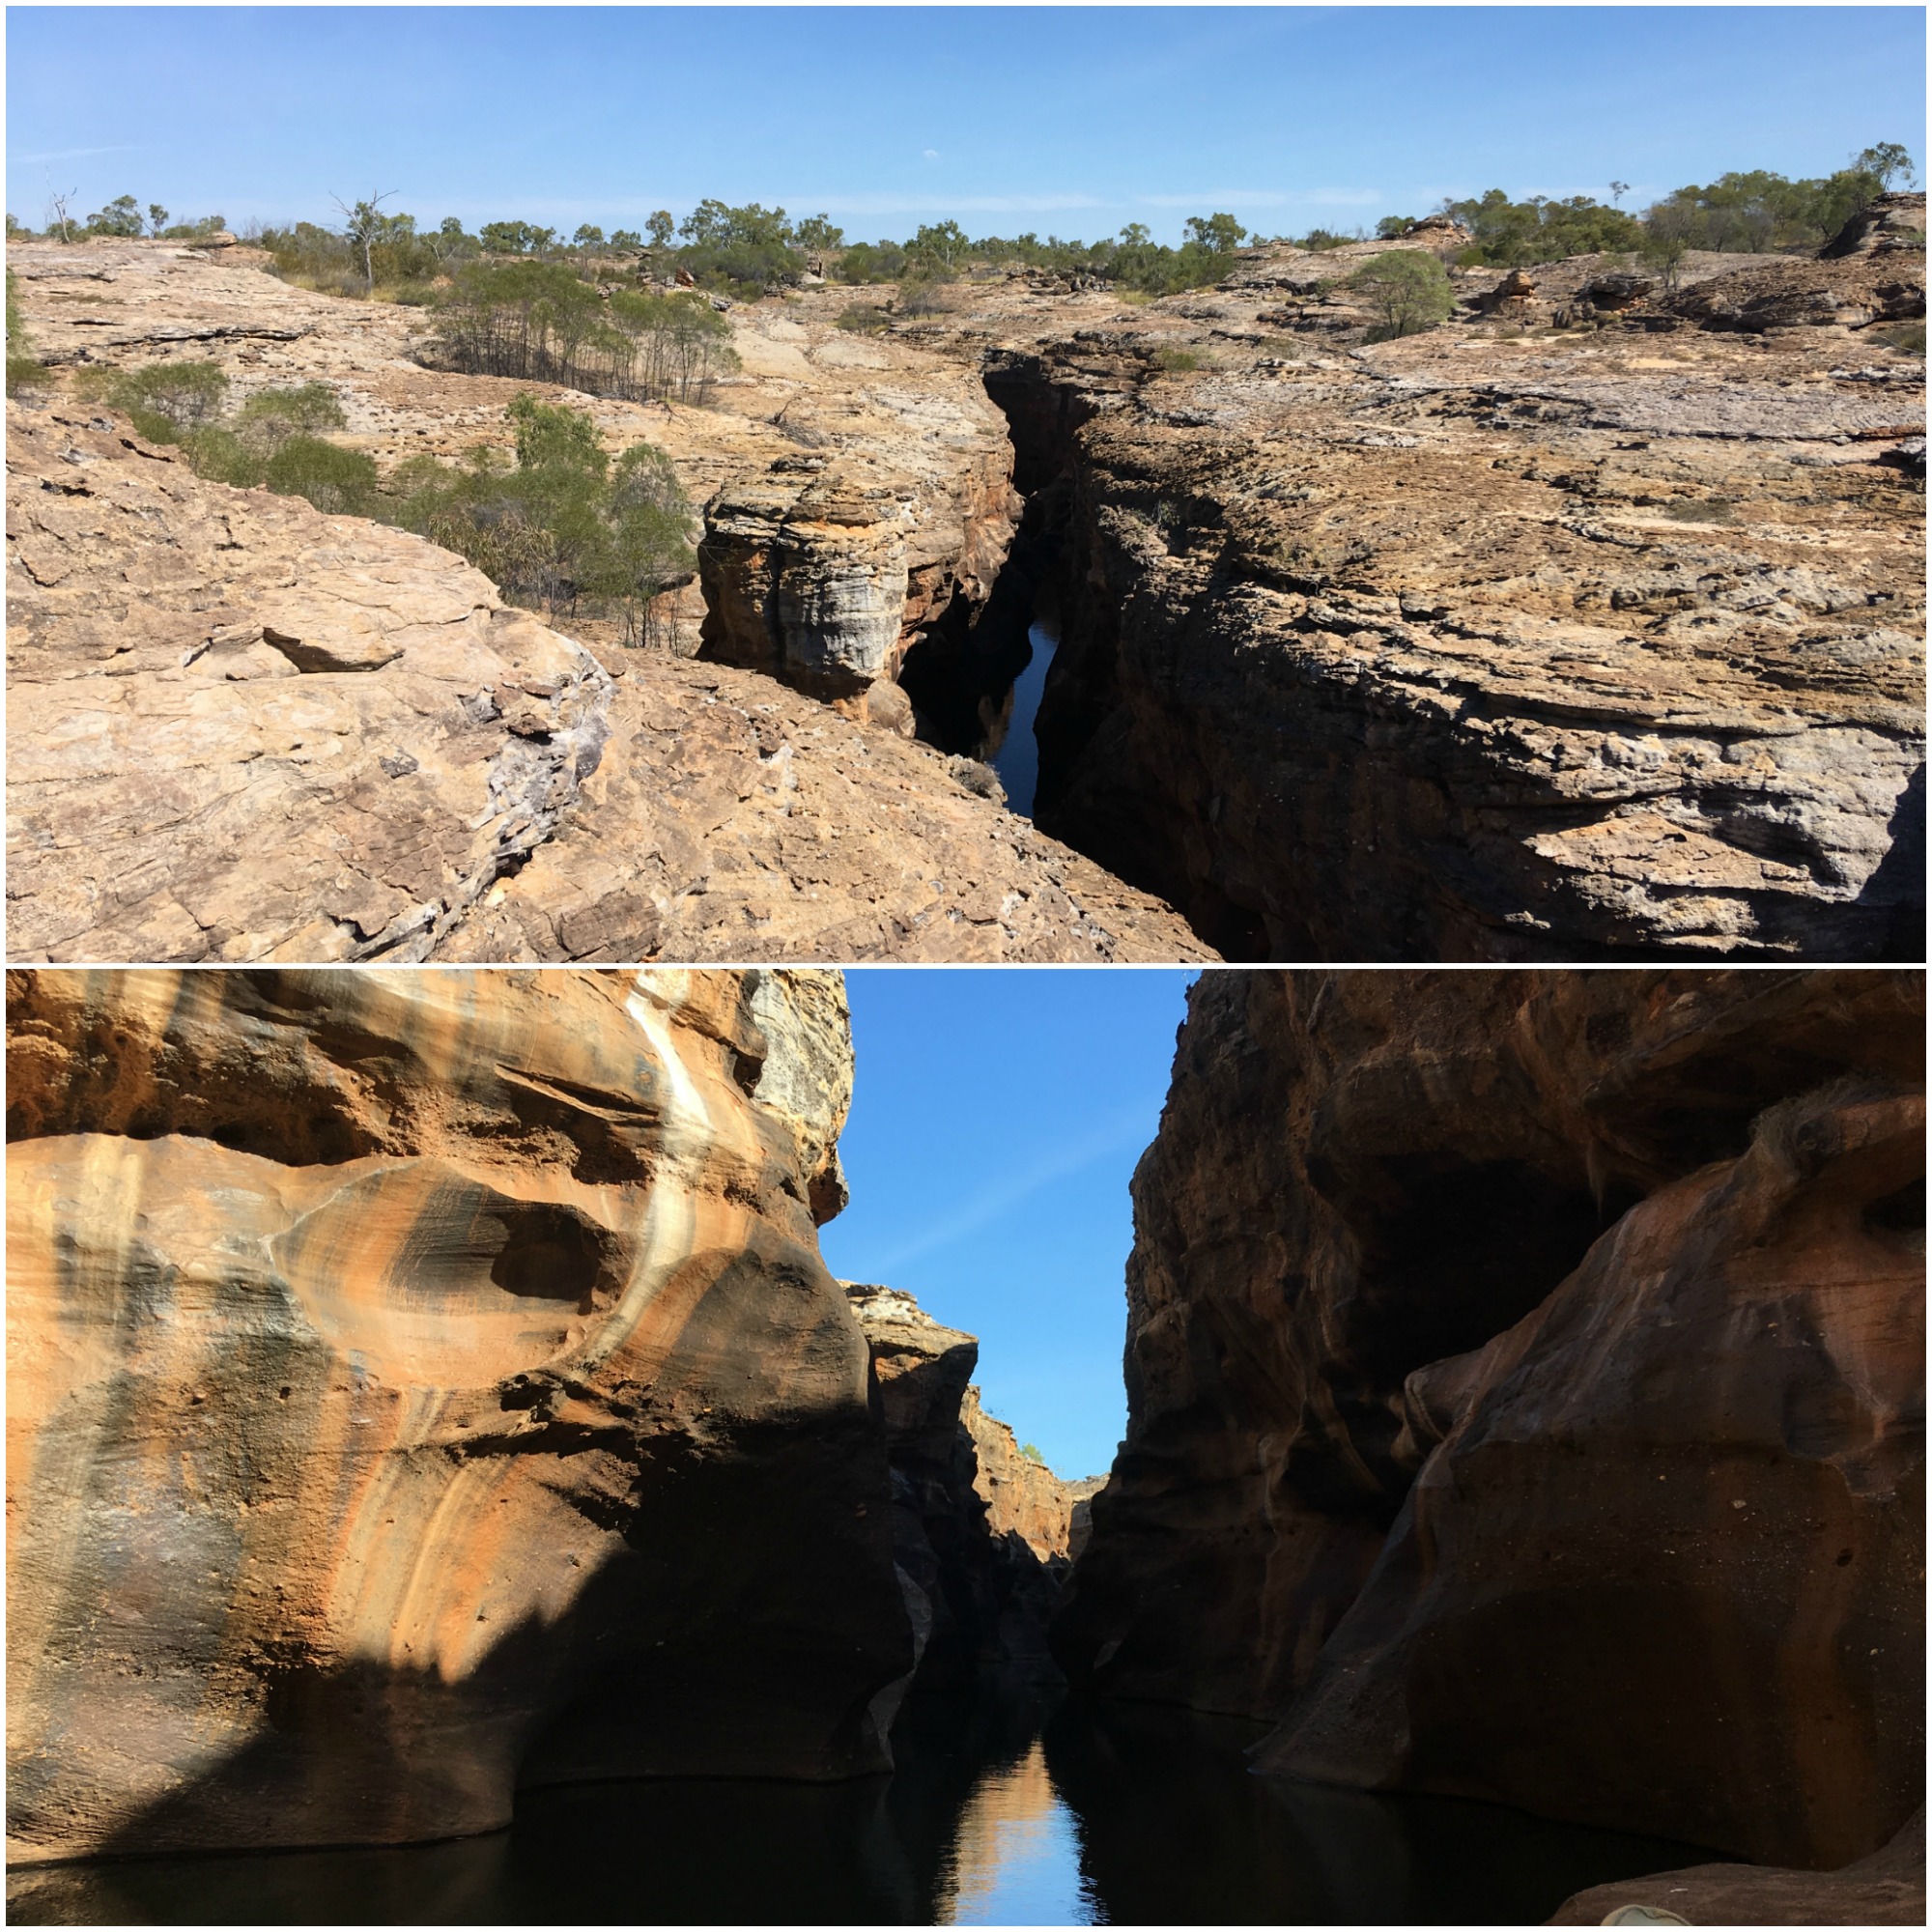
[6,966,911,1864]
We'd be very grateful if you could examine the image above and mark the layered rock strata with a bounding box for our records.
[864,241,1924,959]
[1055,969,1924,1874]
[845,1282,1094,1685]
[6,404,1208,965]
[996,333,1924,959]
[6,966,915,1863]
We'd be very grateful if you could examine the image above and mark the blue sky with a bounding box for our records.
[8,9,1924,245]
[820,969,1197,1478]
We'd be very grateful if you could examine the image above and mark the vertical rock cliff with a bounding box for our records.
[845,1282,1094,1686]
[1055,969,1924,1870]
[6,967,914,1864]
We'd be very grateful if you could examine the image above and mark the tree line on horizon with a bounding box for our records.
[7,140,1916,302]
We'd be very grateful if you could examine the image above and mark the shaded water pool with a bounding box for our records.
[9,1690,1718,1925]
[990,620,1058,818]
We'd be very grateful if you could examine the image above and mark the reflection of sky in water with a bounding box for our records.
[938,1740,1097,1926]
[990,621,1057,820]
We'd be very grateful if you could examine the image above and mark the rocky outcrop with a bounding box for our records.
[697,423,1019,718]
[6,967,916,1863]
[976,323,1922,960]
[1550,1806,1925,1925]
[961,1388,1090,1565]
[1667,251,1925,333]
[9,235,1022,702]
[844,1282,1094,1685]
[6,402,1210,966]
[7,405,615,963]
[1055,969,1923,1873]
[1820,191,1928,261]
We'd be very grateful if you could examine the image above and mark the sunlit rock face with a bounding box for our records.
[5,966,911,1864]
[1057,968,1924,1869]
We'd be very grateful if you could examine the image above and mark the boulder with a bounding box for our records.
[7,967,914,1862]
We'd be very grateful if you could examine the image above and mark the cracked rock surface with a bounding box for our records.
[885,252,1924,960]
[8,405,612,962]
[6,403,1208,964]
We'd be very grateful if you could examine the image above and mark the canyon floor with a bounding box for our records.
[6,228,1923,961]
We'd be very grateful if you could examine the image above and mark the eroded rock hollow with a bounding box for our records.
[1055,969,1924,1872]
[6,966,914,1862]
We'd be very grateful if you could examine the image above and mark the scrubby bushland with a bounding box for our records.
[71,362,379,513]
[256,211,457,300]
[425,261,738,403]
[1440,144,1918,268]
[388,393,695,638]
[1349,249,1457,338]
[1441,191,1643,267]
[1645,145,1918,255]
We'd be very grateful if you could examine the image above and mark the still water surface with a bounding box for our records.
[989,621,1058,818]
[10,1690,1715,1925]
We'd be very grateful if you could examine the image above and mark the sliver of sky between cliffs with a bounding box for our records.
[7,8,1925,242]
[823,971,1198,1481]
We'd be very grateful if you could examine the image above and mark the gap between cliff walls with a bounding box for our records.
[970,350,1266,956]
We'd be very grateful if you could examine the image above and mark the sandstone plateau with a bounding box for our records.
[6,240,1208,965]
[1054,969,1924,1891]
[9,227,1921,962]
[5,965,920,1862]
[5,400,1205,964]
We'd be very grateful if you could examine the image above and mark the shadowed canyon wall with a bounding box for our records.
[1054,968,1924,1871]
[5,966,915,1864]
[845,1282,1097,1690]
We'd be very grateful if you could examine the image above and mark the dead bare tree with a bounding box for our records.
[43,182,78,243]
[330,189,399,293]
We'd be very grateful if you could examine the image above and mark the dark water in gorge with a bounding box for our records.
[9,1689,1719,1925]
[989,620,1057,819]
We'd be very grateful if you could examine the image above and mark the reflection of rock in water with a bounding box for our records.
[938,1740,1091,1926]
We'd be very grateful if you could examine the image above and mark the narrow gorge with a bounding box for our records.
[8,965,1922,1923]
[9,209,1921,966]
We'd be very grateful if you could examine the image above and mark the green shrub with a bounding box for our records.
[1348,250,1456,338]
[836,240,908,284]
[389,397,695,635]
[836,304,891,334]
[895,274,955,318]
[239,383,348,441]
[177,425,266,489]
[1150,343,1204,372]
[264,436,379,517]
[6,269,47,396]
[81,360,231,431]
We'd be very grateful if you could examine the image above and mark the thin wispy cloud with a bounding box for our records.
[865,1109,1154,1277]
[11,145,146,165]
[1139,187,1381,209]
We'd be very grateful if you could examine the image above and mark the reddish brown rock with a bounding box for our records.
[6,967,912,1864]
[1055,969,1923,1870]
